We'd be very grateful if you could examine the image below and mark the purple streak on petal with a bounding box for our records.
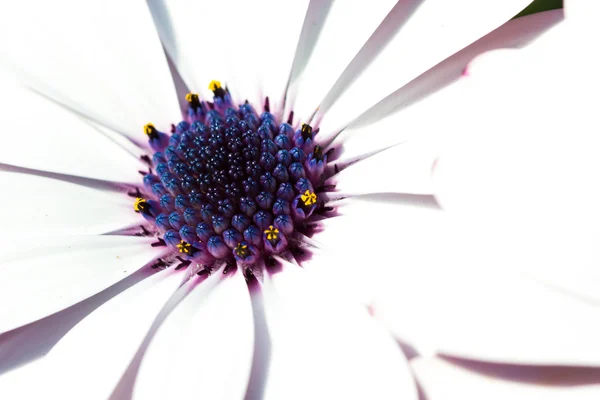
[0,265,157,375]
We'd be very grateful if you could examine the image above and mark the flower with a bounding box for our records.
[0,1,570,399]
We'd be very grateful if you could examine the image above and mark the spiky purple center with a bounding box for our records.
[136,89,329,272]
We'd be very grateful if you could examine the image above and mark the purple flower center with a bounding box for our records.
[134,82,330,274]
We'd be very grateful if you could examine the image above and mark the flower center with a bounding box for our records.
[134,81,330,273]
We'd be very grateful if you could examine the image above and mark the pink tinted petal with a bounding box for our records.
[316,0,535,138]
[333,9,563,166]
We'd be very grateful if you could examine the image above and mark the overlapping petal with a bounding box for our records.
[147,0,310,117]
[258,262,418,400]
[0,82,146,184]
[330,9,563,167]
[317,196,600,367]
[0,171,144,240]
[315,0,535,138]
[29,267,185,400]
[133,269,254,400]
[284,0,398,123]
[0,236,165,334]
[433,19,600,306]
[413,357,600,400]
[0,1,180,139]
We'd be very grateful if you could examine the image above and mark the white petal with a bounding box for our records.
[0,235,165,334]
[0,259,158,377]
[332,9,563,165]
[133,269,254,400]
[285,0,398,123]
[296,247,373,307]
[314,195,441,261]
[0,171,143,240]
[312,196,600,366]
[259,263,418,400]
[38,267,186,400]
[368,213,600,366]
[310,196,442,308]
[148,0,309,116]
[0,83,145,183]
[433,39,600,305]
[0,359,48,399]
[413,357,600,400]
[329,140,437,197]
[0,1,180,138]
[566,0,600,25]
[90,120,147,162]
[0,64,17,86]
[389,10,600,368]
[316,194,441,250]
[316,0,534,137]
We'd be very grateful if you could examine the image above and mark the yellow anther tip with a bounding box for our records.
[133,197,147,212]
[186,93,198,102]
[176,240,192,254]
[143,123,155,135]
[234,243,249,257]
[301,190,317,206]
[264,225,280,240]
[208,80,222,91]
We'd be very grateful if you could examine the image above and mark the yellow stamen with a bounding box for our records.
[185,92,199,103]
[300,190,317,206]
[143,123,155,136]
[234,243,249,258]
[176,240,192,254]
[208,80,222,92]
[133,197,147,213]
[264,225,279,241]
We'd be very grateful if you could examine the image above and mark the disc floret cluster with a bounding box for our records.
[134,81,329,272]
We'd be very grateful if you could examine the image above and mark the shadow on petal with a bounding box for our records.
[439,356,600,387]
[0,162,129,193]
[244,275,272,400]
[0,265,154,375]
[109,271,211,400]
[316,0,426,127]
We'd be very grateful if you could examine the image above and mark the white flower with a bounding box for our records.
[0,1,573,399]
